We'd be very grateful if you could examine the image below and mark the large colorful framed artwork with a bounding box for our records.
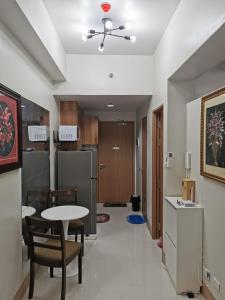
[201,87,225,183]
[0,83,22,174]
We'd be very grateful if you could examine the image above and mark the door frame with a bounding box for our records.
[141,116,147,219]
[152,105,164,240]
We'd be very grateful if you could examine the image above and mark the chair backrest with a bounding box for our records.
[25,216,65,263]
[49,189,78,206]
[26,190,51,215]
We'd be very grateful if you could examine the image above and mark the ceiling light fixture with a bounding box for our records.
[81,3,136,52]
[107,103,114,108]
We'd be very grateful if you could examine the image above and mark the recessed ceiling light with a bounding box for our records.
[107,103,114,108]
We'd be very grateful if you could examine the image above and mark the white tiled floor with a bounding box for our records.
[23,204,204,300]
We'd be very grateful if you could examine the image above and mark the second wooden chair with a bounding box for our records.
[49,189,85,255]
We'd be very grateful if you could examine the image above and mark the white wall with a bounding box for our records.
[146,0,225,226]
[185,62,225,300]
[153,0,225,194]
[85,111,136,121]
[166,80,195,195]
[54,55,153,95]
[0,22,58,300]
[16,0,66,78]
[154,0,225,83]
[187,99,225,300]
[135,101,150,203]
[145,3,225,297]
[195,61,225,99]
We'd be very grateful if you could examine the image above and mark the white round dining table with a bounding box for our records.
[22,206,36,219]
[41,205,89,277]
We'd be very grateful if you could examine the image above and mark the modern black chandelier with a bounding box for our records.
[81,2,136,52]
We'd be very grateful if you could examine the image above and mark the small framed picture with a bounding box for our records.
[201,87,225,183]
[0,83,22,174]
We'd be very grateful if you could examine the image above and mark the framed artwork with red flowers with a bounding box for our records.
[0,83,22,174]
[201,87,225,183]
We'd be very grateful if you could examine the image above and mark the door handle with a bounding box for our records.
[99,163,106,170]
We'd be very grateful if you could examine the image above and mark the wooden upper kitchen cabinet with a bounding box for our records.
[83,116,99,145]
[59,101,84,149]
[60,101,83,125]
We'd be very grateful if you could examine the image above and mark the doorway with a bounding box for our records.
[142,116,147,220]
[152,106,163,239]
[98,121,134,203]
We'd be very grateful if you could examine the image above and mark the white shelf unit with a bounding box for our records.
[164,197,203,294]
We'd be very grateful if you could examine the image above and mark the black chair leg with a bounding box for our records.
[75,233,78,242]
[50,267,54,278]
[78,250,82,284]
[81,227,84,256]
[61,266,66,300]
[28,261,35,299]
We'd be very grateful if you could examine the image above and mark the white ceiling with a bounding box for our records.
[55,95,151,111]
[44,0,181,55]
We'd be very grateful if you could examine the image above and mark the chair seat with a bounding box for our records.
[34,239,81,267]
[69,219,84,231]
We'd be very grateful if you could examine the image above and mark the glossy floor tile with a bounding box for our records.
[23,204,204,300]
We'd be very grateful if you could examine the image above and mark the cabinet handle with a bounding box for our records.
[77,126,81,140]
[99,163,106,170]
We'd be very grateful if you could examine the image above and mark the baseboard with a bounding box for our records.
[13,265,40,300]
[201,283,216,300]
[13,273,29,300]
[146,221,152,237]
[162,250,165,265]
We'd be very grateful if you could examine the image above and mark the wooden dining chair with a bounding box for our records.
[25,216,83,300]
[22,190,51,246]
[26,190,51,215]
[49,189,85,255]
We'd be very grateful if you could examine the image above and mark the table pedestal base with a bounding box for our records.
[50,257,78,278]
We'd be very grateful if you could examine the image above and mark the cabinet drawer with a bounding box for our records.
[165,233,177,285]
[165,201,177,246]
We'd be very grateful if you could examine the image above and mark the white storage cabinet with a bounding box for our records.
[164,197,203,294]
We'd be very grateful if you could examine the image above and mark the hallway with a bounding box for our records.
[23,205,204,300]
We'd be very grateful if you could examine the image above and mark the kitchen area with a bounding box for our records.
[56,101,99,236]
[21,99,99,264]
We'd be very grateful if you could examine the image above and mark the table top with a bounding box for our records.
[41,205,89,221]
[165,197,202,209]
[22,206,36,218]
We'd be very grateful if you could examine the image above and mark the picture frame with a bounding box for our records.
[0,83,22,174]
[200,87,225,183]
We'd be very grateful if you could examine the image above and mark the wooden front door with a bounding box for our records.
[142,117,147,219]
[152,106,164,239]
[98,121,134,203]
